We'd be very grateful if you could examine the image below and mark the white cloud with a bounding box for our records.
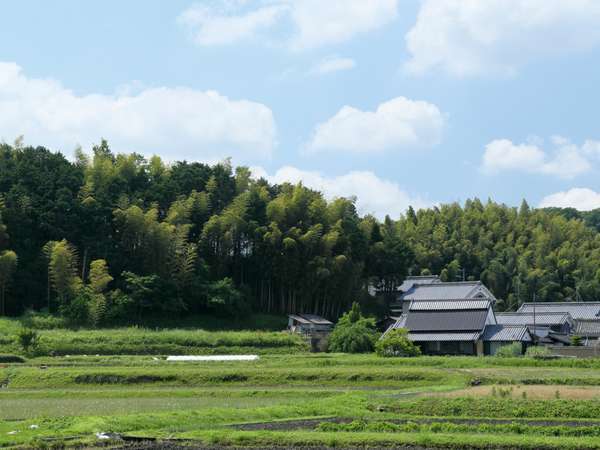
[307,97,444,154]
[405,0,600,77]
[0,62,276,162]
[251,165,431,219]
[310,56,356,75]
[288,0,399,50]
[178,0,399,49]
[481,137,596,179]
[540,188,600,211]
[178,2,287,46]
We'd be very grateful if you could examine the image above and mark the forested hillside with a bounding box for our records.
[1,141,600,323]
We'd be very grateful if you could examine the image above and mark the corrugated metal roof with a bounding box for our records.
[288,314,333,325]
[401,281,495,301]
[299,314,333,325]
[408,332,481,342]
[398,275,440,292]
[496,312,572,326]
[482,324,532,342]
[518,302,600,320]
[574,319,600,337]
[408,300,492,311]
[405,310,488,332]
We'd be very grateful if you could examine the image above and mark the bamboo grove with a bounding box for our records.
[1,141,600,323]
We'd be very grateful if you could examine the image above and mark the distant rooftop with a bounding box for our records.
[288,313,333,326]
[496,312,572,326]
[408,299,492,311]
[482,324,532,342]
[518,302,600,320]
[398,275,440,292]
[401,281,495,302]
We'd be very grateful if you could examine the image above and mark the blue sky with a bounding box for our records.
[2,0,600,218]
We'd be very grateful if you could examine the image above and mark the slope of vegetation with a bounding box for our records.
[2,142,600,325]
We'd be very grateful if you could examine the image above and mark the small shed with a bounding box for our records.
[288,314,333,352]
[288,314,333,334]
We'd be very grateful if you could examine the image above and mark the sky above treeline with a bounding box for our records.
[2,0,600,219]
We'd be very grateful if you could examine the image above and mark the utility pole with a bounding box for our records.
[533,292,537,346]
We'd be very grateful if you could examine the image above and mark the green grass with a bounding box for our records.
[3,342,600,448]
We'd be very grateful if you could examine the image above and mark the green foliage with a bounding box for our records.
[571,335,583,346]
[375,328,421,357]
[16,327,39,353]
[208,277,248,318]
[328,302,378,353]
[526,346,552,358]
[495,342,523,357]
[4,142,600,323]
[0,250,17,315]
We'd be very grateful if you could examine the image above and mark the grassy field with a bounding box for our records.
[3,351,600,449]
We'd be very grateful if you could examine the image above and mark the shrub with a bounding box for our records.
[16,328,39,353]
[525,346,551,358]
[0,354,25,363]
[20,309,66,329]
[495,342,522,357]
[571,335,583,346]
[375,328,420,357]
[328,302,378,353]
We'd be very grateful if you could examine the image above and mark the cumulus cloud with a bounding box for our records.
[0,62,276,162]
[481,137,597,179]
[306,97,444,154]
[540,188,600,211]
[178,2,287,46]
[310,56,356,75]
[405,0,600,77]
[250,165,431,219]
[179,0,398,49]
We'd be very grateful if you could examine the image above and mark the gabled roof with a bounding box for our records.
[518,302,600,320]
[401,281,496,302]
[288,314,333,325]
[574,319,600,337]
[496,312,572,327]
[408,299,492,311]
[482,324,532,342]
[404,310,488,332]
[408,331,481,342]
[398,275,441,292]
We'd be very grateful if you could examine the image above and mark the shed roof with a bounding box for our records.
[398,275,441,292]
[404,309,488,332]
[401,281,495,302]
[288,314,333,325]
[408,331,481,342]
[518,302,600,320]
[482,324,532,342]
[408,299,492,311]
[496,312,572,327]
[574,319,600,337]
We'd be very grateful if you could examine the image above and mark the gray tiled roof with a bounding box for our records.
[482,324,532,342]
[408,300,492,311]
[405,310,488,332]
[398,275,440,292]
[401,281,495,301]
[574,319,600,337]
[496,312,572,326]
[518,302,600,320]
[408,331,481,342]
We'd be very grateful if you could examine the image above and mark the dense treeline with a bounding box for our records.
[1,141,600,322]
[0,141,410,322]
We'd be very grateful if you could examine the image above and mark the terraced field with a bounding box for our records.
[2,354,600,449]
